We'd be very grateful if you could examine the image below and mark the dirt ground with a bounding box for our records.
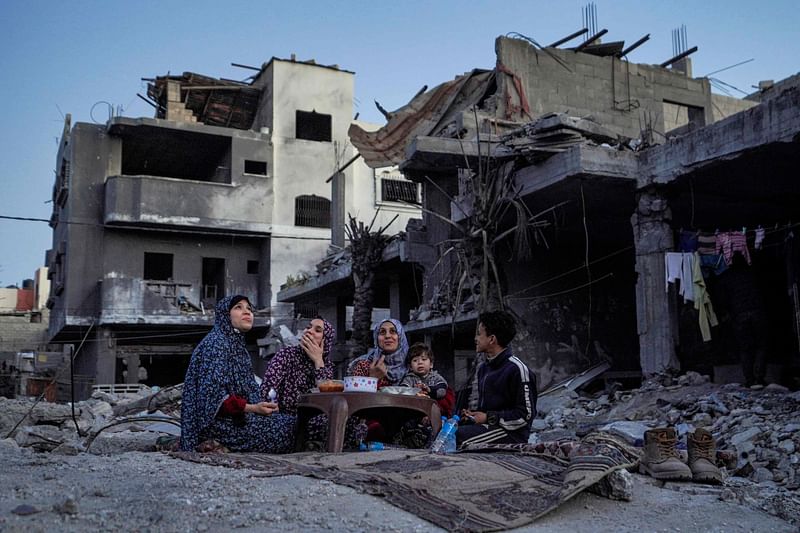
[0,441,794,533]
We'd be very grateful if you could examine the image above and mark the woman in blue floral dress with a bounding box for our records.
[180,295,296,453]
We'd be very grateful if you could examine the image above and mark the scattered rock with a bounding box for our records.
[53,497,79,516]
[589,468,634,501]
[754,467,775,483]
[11,504,40,516]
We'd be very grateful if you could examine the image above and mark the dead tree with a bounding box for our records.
[345,211,398,354]
[426,158,559,319]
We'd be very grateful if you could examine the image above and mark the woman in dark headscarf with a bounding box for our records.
[261,317,367,449]
[260,316,337,415]
[346,318,410,387]
[180,295,295,453]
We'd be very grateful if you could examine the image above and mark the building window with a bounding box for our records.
[55,158,70,206]
[244,160,267,176]
[296,110,332,142]
[381,177,420,204]
[295,195,330,228]
[247,260,259,274]
[144,252,174,281]
[295,302,319,319]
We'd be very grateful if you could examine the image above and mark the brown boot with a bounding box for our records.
[687,428,722,484]
[639,428,692,480]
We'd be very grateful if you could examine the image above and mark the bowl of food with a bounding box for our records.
[316,379,345,393]
[343,375,378,393]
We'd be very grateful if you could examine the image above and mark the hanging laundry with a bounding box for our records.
[716,231,751,265]
[754,227,765,250]
[697,232,717,255]
[678,230,698,252]
[699,254,728,277]
[665,252,695,302]
[692,252,718,342]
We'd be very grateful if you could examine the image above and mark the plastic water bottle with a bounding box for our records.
[445,424,457,453]
[359,441,385,451]
[430,415,460,454]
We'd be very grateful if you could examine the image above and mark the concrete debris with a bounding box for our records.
[599,421,651,445]
[52,497,79,516]
[11,504,40,516]
[1,386,180,456]
[529,373,800,524]
[1,373,798,527]
[589,468,634,501]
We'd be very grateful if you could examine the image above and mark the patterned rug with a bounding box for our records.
[172,432,640,532]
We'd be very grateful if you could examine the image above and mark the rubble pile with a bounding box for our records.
[536,372,800,523]
[0,387,181,455]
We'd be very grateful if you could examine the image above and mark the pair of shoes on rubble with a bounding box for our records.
[640,427,722,484]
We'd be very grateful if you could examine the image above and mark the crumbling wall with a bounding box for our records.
[495,36,713,140]
[711,93,758,122]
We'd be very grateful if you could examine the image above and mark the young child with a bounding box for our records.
[456,311,537,448]
[400,343,448,400]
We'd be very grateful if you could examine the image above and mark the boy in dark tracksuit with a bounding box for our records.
[456,311,537,448]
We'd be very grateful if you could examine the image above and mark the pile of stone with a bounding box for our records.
[538,373,800,487]
[535,371,800,523]
[0,386,181,455]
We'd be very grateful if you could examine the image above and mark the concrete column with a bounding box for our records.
[331,172,345,249]
[95,328,116,384]
[258,239,271,309]
[125,354,140,385]
[631,188,679,376]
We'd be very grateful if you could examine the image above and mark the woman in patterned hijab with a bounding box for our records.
[260,317,337,415]
[261,317,367,449]
[347,318,410,386]
[180,295,296,452]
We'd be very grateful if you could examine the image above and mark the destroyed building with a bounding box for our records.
[45,57,419,392]
[281,34,800,391]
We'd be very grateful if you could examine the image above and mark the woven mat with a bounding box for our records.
[172,432,640,532]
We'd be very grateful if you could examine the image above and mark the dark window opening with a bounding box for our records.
[120,128,232,183]
[244,160,267,176]
[55,158,70,206]
[247,260,259,274]
[295,302,319,319]
[381,178,420,204]
[295,195,331,228]
[296,110,332,142]
[202,257,225,306]
[663,100,706,134]
[144,253,173,281]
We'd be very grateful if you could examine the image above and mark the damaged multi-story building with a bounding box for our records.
[46,56,419,392]
[281,33,800,391]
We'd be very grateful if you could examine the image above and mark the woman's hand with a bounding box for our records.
[368,354,388,380]
[245,402,279,416]
[301,332,325,369]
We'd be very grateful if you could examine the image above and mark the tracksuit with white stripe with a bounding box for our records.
[456,347,537,447]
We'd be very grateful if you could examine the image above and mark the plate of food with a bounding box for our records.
[380,386,420,396]
[316,379,345,392]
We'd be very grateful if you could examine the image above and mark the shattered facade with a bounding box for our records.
[287,35,800,392]
[45,57,419,391]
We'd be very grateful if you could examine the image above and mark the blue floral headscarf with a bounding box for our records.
[347,318,409,384]
[180,295,259,451]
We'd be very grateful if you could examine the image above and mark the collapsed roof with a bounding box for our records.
[147,72,262,130]
[348,69,496,168]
